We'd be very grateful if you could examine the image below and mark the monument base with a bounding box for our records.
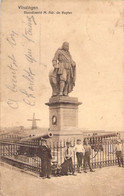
[46,96,83,141]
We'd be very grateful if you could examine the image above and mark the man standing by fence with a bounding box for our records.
[73,139,85,173]
[115,139,123,167]
[38,139,52,179]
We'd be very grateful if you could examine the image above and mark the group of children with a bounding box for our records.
[61,139,94,176]
[38,138,95,179]
[38,137,124,179]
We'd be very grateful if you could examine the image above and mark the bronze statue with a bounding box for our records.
[49,42,76,96]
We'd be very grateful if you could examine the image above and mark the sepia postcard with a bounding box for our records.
[0,0,124,196]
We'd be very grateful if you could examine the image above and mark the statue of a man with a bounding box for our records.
[49,42,76,96]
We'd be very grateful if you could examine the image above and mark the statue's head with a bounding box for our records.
[62,42,69,51]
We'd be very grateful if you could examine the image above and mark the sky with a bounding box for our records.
[1,0,124,131]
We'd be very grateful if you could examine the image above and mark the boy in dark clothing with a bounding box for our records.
[83,139,95,173]
[38,139,52,179]
[61,142,75,175]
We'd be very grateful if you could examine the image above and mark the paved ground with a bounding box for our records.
[0,163,124,196]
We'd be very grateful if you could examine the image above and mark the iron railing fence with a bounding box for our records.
[0,134,123,176]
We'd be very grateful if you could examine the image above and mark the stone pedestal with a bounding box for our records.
[46,96,83,140]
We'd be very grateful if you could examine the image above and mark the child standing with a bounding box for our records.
[73,139,85,173]
[83,139,95,173]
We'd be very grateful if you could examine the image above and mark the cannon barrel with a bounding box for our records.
[20,132,53,142]
[41,132,53,139]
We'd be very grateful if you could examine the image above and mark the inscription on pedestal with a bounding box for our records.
[63,108,77,127]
